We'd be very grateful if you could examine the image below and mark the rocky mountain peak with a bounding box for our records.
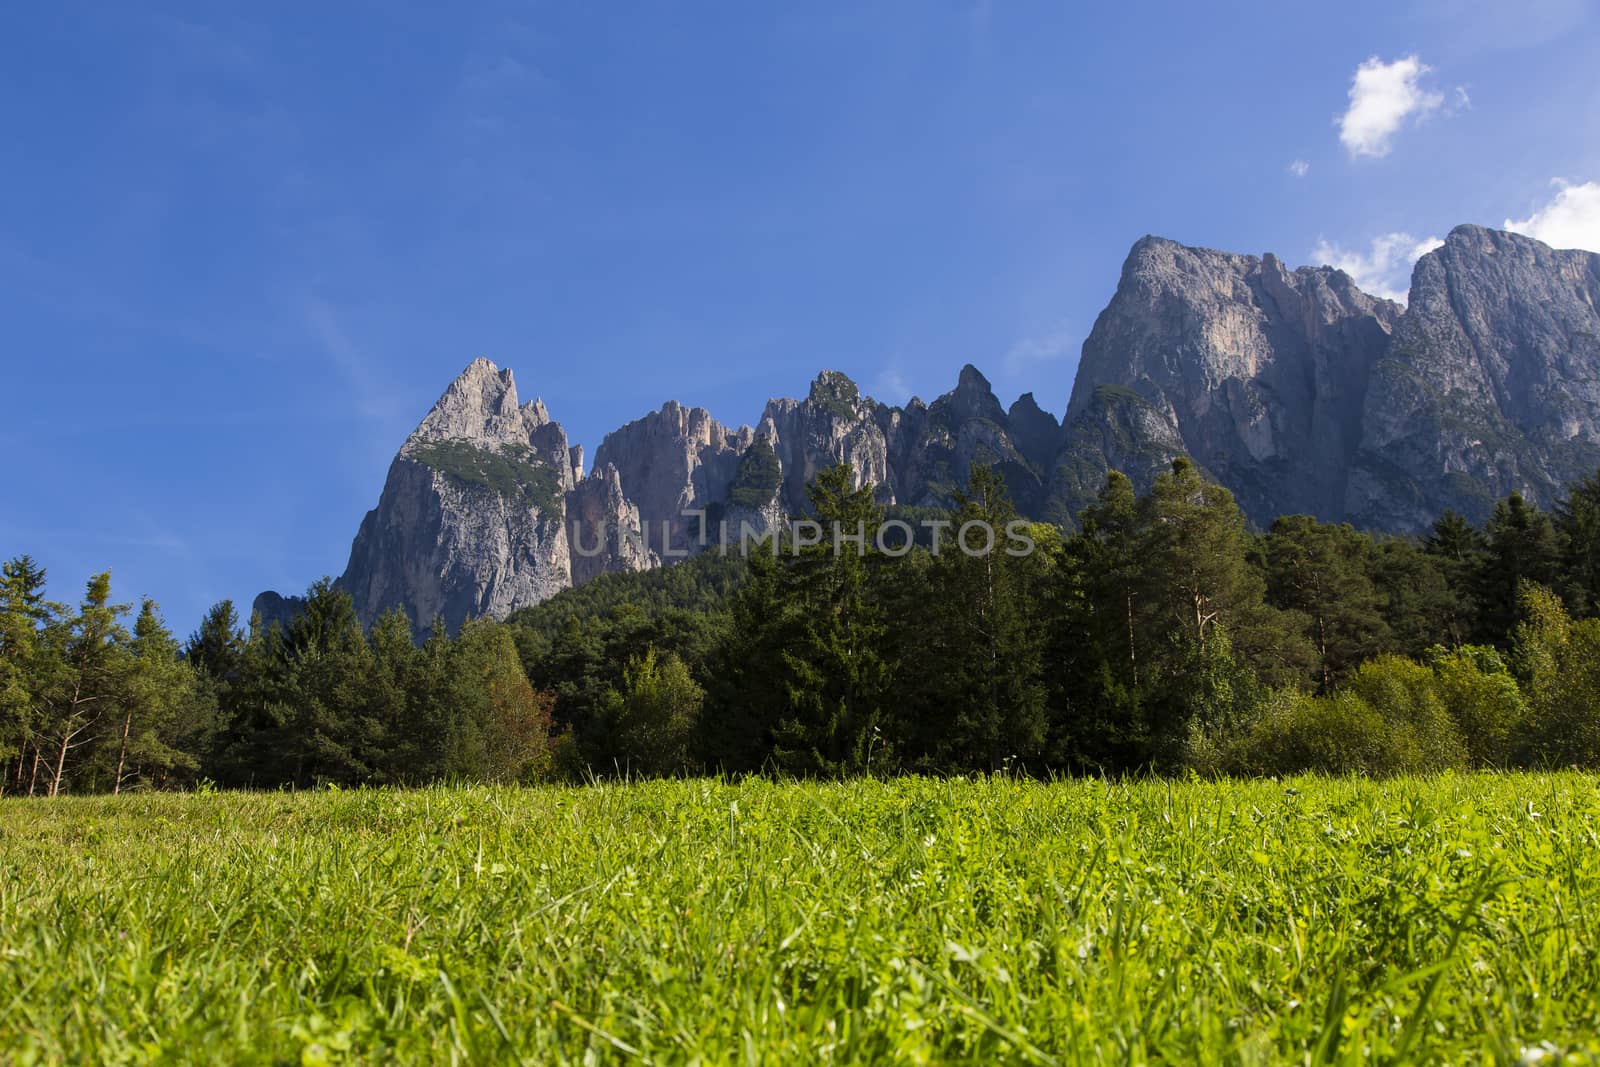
[1007,392,1061,469]
[1347,223,1600,528]
[1063,233,1401,523]
[945,363,1006,424]
[805,370,867,417]
[409,358,553,448]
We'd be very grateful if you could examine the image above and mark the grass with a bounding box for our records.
[3,774,1600,1063]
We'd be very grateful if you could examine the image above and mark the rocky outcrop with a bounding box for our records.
[760,371,892,513]
[1049,385,1191,522]
[878,365,1044,512]
[567,463,655,586]
[592,401,752,554]
[330,359,584,635]
[1346,225,1600,528]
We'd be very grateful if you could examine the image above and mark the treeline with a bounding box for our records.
[8,459,1600,793]
[0,572,556,793]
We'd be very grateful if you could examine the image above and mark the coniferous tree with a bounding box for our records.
[187,600,246,685]
[1045,471,1151,772]
[1371,538,1462,655]
[1139,458,1263,656]
[1423,510,1487,642]
[1477,494,1561,643]
[1555,470,1600,616]
[770,463,891,775]
[912,464,1047,771]
[443,619,555,782]
[1,556,54,793]
[703,551,794,773]
[114,599,210,792]
[366,607,430,782]
[38,572,130,796]
[1264,516,1388,691]
[1136,459,1302,756]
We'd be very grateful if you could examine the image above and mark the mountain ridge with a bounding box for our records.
[253,224,1600,635]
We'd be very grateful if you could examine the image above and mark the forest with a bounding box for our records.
[6,458,1600,795]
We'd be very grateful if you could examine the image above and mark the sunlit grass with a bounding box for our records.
[3,774,1599,1063]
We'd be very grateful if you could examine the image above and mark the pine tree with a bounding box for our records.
[1,556,56,794]
[115,599,210,792]
[1367,538,1457,655]
[1134,460,1299,756]
[914,464,1046,771]
[771,463,891,775]
[1478,494,1561,643]
[38,572,130,796]
[1139,458,1261,655]
[1265,516,1388,691]
[1046,471,1155,772]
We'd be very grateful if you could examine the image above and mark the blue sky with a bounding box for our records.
[4,0,1599,634]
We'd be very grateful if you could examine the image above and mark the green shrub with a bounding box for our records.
[1427,645,1526,767]
[1189,688,1397,777]
[1515,584,1600,765]
[1343,655,1467,772]
[411,440,565,514]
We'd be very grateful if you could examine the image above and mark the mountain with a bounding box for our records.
[327,360,651,637]
[1346,224,1600,530]
[253,224,1600,634]
[1054,237,1400,523]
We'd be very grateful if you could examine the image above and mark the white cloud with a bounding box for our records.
[1311,232,1444,302]
[868,368,912,404]
[1287,159,1310,178]
[1337,55,1445,158]
[1003,323,1077,377]
[1504,180,1600,253]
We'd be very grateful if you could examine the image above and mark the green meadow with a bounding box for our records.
[3,775,1599,1064]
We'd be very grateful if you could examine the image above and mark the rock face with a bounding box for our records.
[1346,225,1600,528]
[592,401,752,555]
[760,371,893,513]
[334,360,576,634]
[254,225,1600,634]
[1062,237,1401,523]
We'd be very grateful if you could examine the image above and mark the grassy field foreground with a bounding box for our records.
[3,776,1600,1064]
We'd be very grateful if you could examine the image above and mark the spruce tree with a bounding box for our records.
[915,464,1046,771]
[1555,469,1600,616]
[770,463,891,775]
[1477,494,1561,643]
[116,599,209,792]
[0,556,58,793]
[1265,516,1388,691]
